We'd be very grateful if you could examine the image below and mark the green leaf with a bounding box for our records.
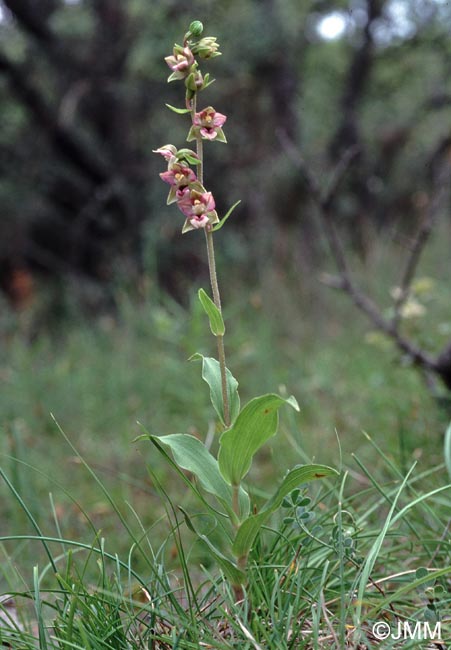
[177,508,245,586]
[213,200,241,232]
[165,103,192,114]
[444,421,451,481]
[232,464,338,558]
[218,394,300,486]
[199,534,246,586]
[148,433,249,519]
[198,288,225,336]
[190,354,240,425]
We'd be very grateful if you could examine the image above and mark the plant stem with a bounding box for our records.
[191,93,230,427]
[232,483,240,524]
[233,583,245,603]
[204,230,230,426]
[232,550,247,603]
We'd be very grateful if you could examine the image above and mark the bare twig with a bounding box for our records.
[0,50,110,185]
[319,590,339,647]
[392,159,450,328]
[278,128,441,380]
[323,145,361,208]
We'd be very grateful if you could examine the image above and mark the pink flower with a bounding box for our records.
[177,186,219,232]
[165,46,195,81]
[187,106,227,143]
[160,163,197,204]
[160,164,197,189]
[178,188,215,216]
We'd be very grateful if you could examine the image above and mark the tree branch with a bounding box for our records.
[278,128,441,379]
[329,0,385,161]
[392,151,450,327]
[0,50,110,185]
[2,0,58,45]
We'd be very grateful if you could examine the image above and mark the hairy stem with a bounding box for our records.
[191,93,230,427]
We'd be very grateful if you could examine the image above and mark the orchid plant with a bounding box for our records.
[144,21,337,602]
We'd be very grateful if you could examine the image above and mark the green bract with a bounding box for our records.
[190,354,240,426]
[198,288,225,336]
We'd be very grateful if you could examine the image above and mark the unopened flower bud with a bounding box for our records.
[153,144,177,164]
[189,21,204,37]
[191,36,221,59]
[185,69,204,92]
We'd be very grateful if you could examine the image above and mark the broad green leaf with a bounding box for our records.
[232,464,338,558]
[190,354,240,425]
[218,394,300,486]
[198,288,225,336]
[165,103,191,114]
[213,200,241,232]
[148,433,249,519]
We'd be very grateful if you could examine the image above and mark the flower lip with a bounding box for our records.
[200,127,218,140]
[189,215,210,229]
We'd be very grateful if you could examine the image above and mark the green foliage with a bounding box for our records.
[165,103,192,114]
[213,200,242,231]
[190,353,240,425]
[218,393,299,486]
[198,288,225,336]
[144,432,250,520]
[1,438,451,648]
[444,421,451,482]
[232,464,337,559]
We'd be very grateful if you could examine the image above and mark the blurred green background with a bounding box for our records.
[1,0,451,578]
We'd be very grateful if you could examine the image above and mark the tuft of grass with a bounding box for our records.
[1,429,451,649]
